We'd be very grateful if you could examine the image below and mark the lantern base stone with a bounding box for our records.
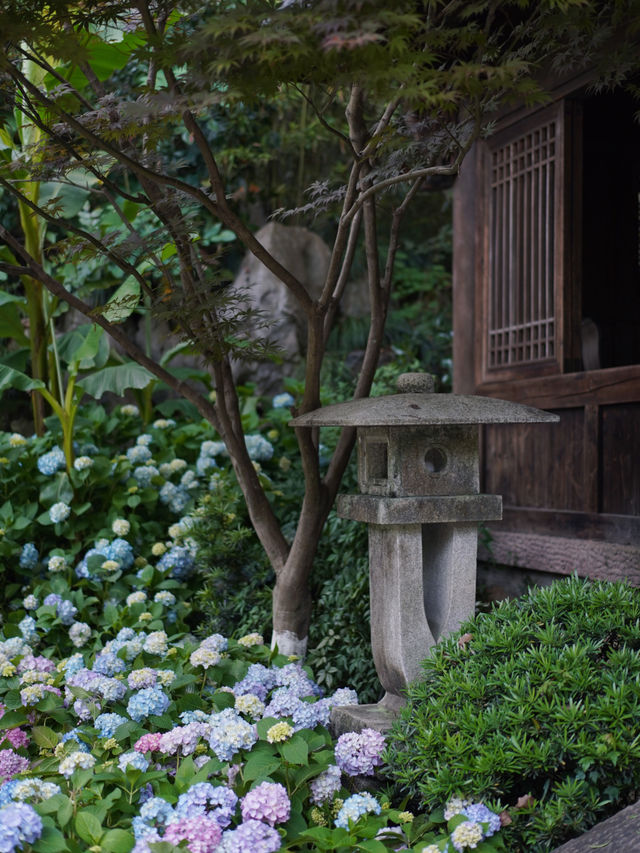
[330,692,406,736]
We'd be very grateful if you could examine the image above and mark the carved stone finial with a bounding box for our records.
[396,373,435,394]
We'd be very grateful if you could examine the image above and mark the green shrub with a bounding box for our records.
[384,576,640,852]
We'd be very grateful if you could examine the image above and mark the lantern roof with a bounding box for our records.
[289,375,559,428]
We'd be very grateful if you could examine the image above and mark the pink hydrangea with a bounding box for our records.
[134,732,163,753]
[158,723,207,756]
[241,782,290,827]
[163,815,222,852]
[0,748,30,781]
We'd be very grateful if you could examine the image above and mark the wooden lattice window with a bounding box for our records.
[483,102,568,377]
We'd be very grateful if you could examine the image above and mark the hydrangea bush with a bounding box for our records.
[0,400,507,852]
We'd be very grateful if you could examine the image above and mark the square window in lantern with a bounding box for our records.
[366,441,388,481]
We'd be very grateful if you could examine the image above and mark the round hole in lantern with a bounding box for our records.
[424,446,447,474]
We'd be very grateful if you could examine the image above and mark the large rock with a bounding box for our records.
[230,222,331,394]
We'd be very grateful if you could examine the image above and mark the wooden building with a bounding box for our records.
[452,70,640,584]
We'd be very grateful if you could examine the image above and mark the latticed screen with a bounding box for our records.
[487,118,558,369]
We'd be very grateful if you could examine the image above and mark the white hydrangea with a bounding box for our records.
[69,622,92,648]
[59,751,96,778]
[112,518,130,536]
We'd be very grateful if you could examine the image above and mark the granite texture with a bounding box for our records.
[337,493,502,525]
[551,799,640,852]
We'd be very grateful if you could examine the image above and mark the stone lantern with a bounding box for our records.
[290,373,558,732]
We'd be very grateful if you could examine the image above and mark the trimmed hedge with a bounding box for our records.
[384,576,640,852]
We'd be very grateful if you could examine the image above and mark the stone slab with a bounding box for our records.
[551,798,640,852]
[337,493,503,524]
[290,393,560,427]
[330,695,406,736]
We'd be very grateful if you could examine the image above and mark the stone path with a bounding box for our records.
[551,799,640,852]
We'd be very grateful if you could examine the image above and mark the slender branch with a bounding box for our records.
[0,223,222,431]
[0,175,155,297]
[291,83,355,154]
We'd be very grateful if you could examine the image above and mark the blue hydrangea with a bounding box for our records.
[93,652,126,676]
[118,752,149,773]
[0,802,43,850]
[18,616,37,643]
[196,455,217,476]
[462,803,501,837]
[95,713,128,738]
[43,593,62,608]
[156,546,195,580]
[133,466,159,488]
[36,447,65,476]
[96,677,127,702]
[57,600,77,626]
[60,729,90,753]
[207,708,257,761]
[0,782,18,807]
[244,434,274,462]
[19,543,39,571]
[199,440,226,458]
[132,797,175,840]
[334,792,381,828]
[272,392,295,409]
[106,538,134,570]
[127,687,170,722]
[126,445,152,464]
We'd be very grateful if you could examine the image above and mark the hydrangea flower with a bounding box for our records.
[158,723,206,756]
[272,392,295,409]
[334,728,386,776]
[93,652,126,676]
[49,501,71,524]
[334,792,381,828]
[190,648,221,669]
[18,544,39,571]
[36,447,65,475]
[444,797,473,820]
[156,546,195,579]
[121,404,140,416]
[244,434,274,462]
[133,465,160,487]
[0,751,29,782]
[68,622,91,647]
[10,778,60,803]
[143,631,168,655]
[310,765,342,805]
[47,555,66,573]
[154,591,176,606]
[0,802,43,850]
[174,783,238,827]
[133,733,163,754]
[73,455,93,471]
[118,752,149,773]
[112,518,130,536]
[128,668,157,690]
[127,591,147,607]
[18,617,37,644]
[218,819,282,853]
[127,686,170,722]
[236,694,265,719]
[241,782,290,826]
[127,445,152,464]
[207,709,257,761]
[95,713,128,738]
[238,633,264,647]
[58,752,95,779]
[451,820,484,851]
[8,433,27,447]
[462,804,501,837]
[164,814,222,852]
[57,600,77,625]
[22,595,38,610]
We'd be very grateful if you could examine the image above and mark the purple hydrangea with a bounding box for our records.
[0,751,29,783]
[310,765,342,805]
[334,728,386,777]
[93,652,126,676]
[174,783,238,828]
[241,782,290,827]
[0,802,43,850]
[219,819,282,853]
